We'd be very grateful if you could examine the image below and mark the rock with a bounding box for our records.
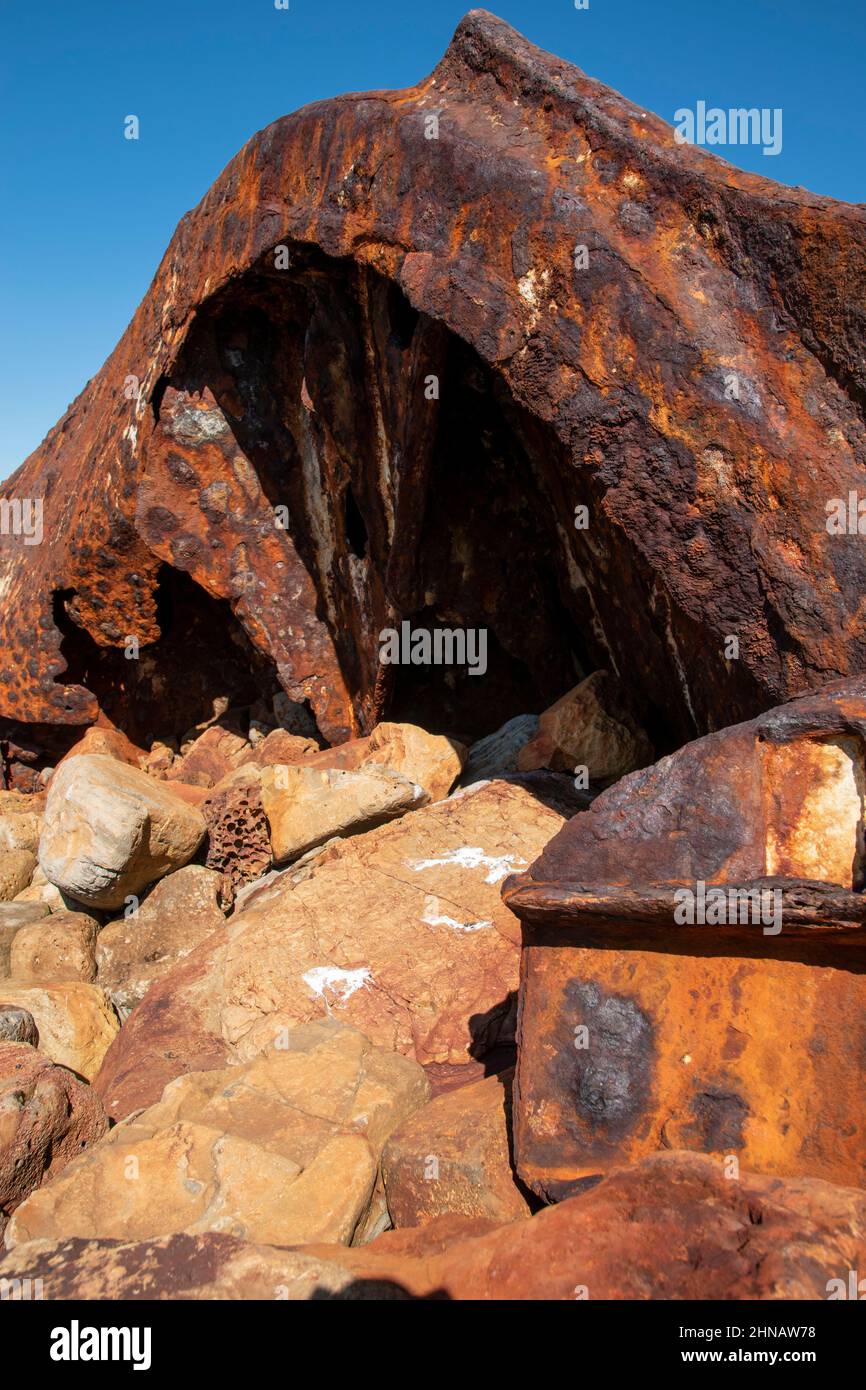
[0,809,42,855]
[364,723,466,802]
[9,911,99,984]
[460,715,539,785]
[272,694,321,741]
[0,1232,372,1301]
[383,1068,532,1226]
[7,1020,429,1249]
[0,850,36,902]
[517,671,652,785]
[165,724,251,789]
[0,1044,108,1239]
[504,676,866,1198]
[0,902,50,979]
[94,781,565,1120]
[96,865,225,1019]
[140,740,176,778]
[6,1152,866,1300]
[0,1005,38,1046]
[38,754,207,909]
[248,728,319,769]
[260,762,426,863]
[201,766,272,903]
[0,984,119,1081]
[58,726,146,769]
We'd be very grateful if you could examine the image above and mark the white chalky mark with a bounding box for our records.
[408,846,527,884]
[302,966,372,1005]
[421,896,492,932]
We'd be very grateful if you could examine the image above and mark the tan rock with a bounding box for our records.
[0,810,43,855]
[383,1069,532,1226]
[261,762,426,863]
[9,910,99,984]
[95,781,565,1119]
[249,729,318,769]
[364,723,466,802]
[9,1020,428,1248]
[0,902,50,979]
[0,983,119,1080]
[96,865,225,1019]
[517,670,652,785]
[0,850,36,902]
[0,1044,108,1239]
[39,754,207,909]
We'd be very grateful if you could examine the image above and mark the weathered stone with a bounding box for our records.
[0,1005,38,1046]
[0,1044,108,1239]
[260,762,426,863]
[0,809,42,855]
[0,983,119,1081]
[0,850,36,902]
[0,902,50,979]
[96,865,225,1019]
[4,13,866,774]
[460,715,539,785]
[165,723,251,789]
[9,910,99,985]
[249,729,319,769]
[58,726,146,769]
[95,781,564,1120]
[517,671,652,785]
[201,765,272,903]
[7,1020,428,1249]
[38,754,207,909]
[6,1151,866,1300]
[364,723,466,802]
[383,1068,532,1226]
[504,676,866,1199]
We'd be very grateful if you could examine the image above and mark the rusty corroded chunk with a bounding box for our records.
[504,677,866,1200]
[2,13,866,774]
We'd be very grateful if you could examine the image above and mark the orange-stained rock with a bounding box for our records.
[0,983,119,1081]
[0,1044,108,1239]
[504,677,866,1199]
[382,1068,533,1226]
[9,910,100,984]
[4,1152,866,1300]
[516,672,652,786]
[95,780,565,1120]
[57,727,146,770]
[165,723,251,788]
[7,1020,428,1250]
[4,13,866,778]
[364,723,466,802]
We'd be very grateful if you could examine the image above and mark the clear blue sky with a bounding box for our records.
[1,0,864,479]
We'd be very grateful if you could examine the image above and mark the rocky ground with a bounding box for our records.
[1,671,865,1301]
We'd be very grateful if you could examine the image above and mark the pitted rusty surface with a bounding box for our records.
[505,676,866,1198]
[2,11,866,753]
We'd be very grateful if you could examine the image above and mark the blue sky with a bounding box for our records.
[1,0,864,478]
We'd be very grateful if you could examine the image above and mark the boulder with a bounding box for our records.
[9,910,100,984]
[260,762,426,864]
[57,727,146,769]
[5,1152,866,1300]
[364,723,466,802]
[165,724,251,789]
[517,671,652,785]
[383,1068,533,1226]
[96,865,226,1019]
[95,780,565,1120]
[460,715,539,785]
[0,983,119,1081]
[0,1005,38,1046]
[0,809,42,855]
[38,754,207,909]
[0,902,50,979]
[0,1044,107,1239]
[201,766,272,903]
[0,850,36,902]
[249,729,319,769]
[7,1020,428,1249]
